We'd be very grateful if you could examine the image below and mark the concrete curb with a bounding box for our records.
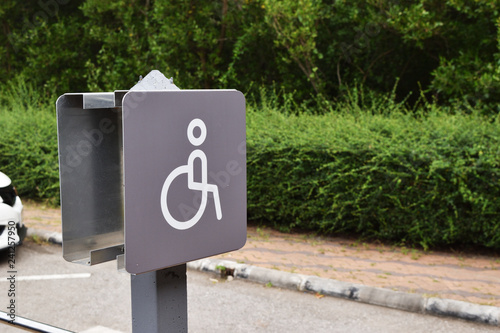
[188,258,500,327]
[28,229,500,327]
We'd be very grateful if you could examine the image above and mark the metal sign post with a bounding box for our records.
[131,264,187,332]
[56,70,247,332]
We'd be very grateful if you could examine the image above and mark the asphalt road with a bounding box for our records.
[0,240,497,333]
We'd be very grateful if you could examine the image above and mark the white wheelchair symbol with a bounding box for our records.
[160,118,222,230]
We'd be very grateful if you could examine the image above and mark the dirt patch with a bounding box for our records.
[22,200,62,233]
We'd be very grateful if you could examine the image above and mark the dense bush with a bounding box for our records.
[2,0,499,251]
[0,80,59,203]
[246,102,500,250]
[1,84,500,250]
[1,0,499,109]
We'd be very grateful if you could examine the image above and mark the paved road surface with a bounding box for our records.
[0,241,496,333]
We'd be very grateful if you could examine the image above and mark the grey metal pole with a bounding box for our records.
[131,264,188,332]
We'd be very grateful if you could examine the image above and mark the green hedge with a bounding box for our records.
[1,98,500,249]
[0,105,59,203]
[247,108,500,250]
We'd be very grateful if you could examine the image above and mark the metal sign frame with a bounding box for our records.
[56,91,127,266]
[122,90,247,274]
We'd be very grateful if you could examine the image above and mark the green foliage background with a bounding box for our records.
[1,0,499,109]
[1,0,500,249]
[1,82,500,249]
[247,102,500,250]
[0,79,59,202]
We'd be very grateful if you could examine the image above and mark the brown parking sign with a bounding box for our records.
[122,90,247,274]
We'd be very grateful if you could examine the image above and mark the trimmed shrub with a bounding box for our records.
[247,108,500,250]
[0,101,59,203]
[1,86,500,250]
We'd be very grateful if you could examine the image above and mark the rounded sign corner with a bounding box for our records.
[232,90,246,103]
[121,90,136,106]
[236,233,248,251]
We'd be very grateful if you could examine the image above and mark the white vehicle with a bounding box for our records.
[0,171,25,249]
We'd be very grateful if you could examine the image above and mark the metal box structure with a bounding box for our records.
[56,71,246,274]
[57,91,128,266]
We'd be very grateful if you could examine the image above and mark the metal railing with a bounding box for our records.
[0,311,72,333]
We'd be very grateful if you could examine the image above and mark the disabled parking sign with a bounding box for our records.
[122,90,246,274]
[160,119,222,230]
